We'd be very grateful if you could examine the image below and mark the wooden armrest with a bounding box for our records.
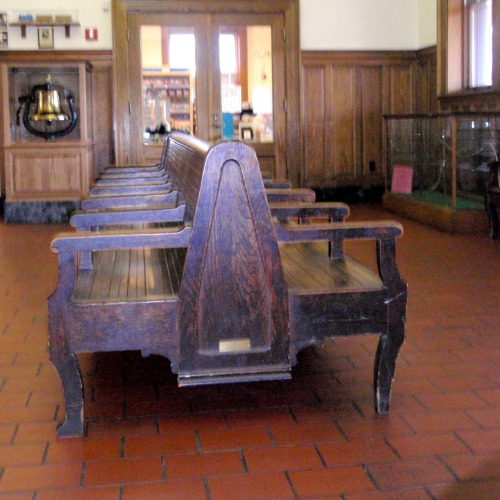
[70,204,186,229]
[263,179,292,189]
[269,202,349,220]
[266,188,316,203]
[274,220,403,242]
[90,182,173,196]
[81,191,178,210]
[102,165,161,173]
[99,168,166,179]
[51,226,192,253]
[95,175,169,186]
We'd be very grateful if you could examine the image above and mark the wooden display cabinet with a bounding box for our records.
[1,61,93,222]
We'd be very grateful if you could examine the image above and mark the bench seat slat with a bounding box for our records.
[72,247,186,303]
[280,242,383,292]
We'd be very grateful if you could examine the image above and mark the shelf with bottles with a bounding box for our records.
[142,71,194,144]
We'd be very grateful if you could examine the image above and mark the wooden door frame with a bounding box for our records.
[112,0,301,185]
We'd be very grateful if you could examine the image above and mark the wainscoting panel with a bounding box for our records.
[301,49,437,189]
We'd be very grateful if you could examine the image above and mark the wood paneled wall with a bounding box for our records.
[301,48,438,188]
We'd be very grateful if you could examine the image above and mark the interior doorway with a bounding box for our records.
[112,0,301,184]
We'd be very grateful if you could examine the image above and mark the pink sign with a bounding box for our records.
[391,165,413,194]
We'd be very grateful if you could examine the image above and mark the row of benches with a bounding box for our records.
[48,132,408,437]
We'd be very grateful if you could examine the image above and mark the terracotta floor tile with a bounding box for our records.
[198,427,273,451]
[243,445,323,473]
[36,485,120,500]
[224,407,296,429]
[441,453,500,481]
[84,456,163,486]
[317,439,398,467]
[291,402,364,423]
[475,388,500,406]
[336,415,414,441]
[86,417,159,439]
[0,424,17,445]
[387,433,470,458]
[123,480,207,499]
[430,374,499,392]
[125,396,191,417]
[428,479,500,499]
[0,443,46,466]
[207,472,294,499]
[288,466,375,497]
[401,410,480,434]
[467,407,500,429]
[344,487,431,500]
[158,413,228,434]
[124,432,198,457]
[269,422,344,446]
[0,405,58,424]
[455,428,500,454]
[45,438,121,463]
[0,464,83,493]
[83,400,125,420]
[415,391,489,411]
[366,457,456,489]
[13,422,60,444]
[164,450,245,479]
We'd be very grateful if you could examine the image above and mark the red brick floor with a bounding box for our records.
[0,204,498,499]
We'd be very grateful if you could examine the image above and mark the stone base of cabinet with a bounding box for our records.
[3,200,80,223]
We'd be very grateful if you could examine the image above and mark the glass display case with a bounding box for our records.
[383,113,500,232]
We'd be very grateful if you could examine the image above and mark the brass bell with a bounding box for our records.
[31,75,69,123]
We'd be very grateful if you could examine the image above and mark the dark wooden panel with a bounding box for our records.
[361,66,383,178]
[330,66,357,178]
[91,61,114,178]
[301,49,437,188]
[386,65,414,115]
[301,66,326,183]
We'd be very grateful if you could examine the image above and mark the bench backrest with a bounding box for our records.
[163,132,211,222]
[168,133,289,384]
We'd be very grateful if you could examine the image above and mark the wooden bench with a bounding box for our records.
[486,160,500,239]
[48,132,407,437]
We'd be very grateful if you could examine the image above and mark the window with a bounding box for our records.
[438,0,498,97]
[169,34,196,72]
[466,0,493,88]
[219,34,237,75]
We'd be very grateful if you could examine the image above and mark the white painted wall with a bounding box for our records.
[417,0,438,48]
[0,0,437,52]
[300,0,436,50]
[0,0,113,50]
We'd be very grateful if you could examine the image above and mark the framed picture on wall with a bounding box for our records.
[38,28,54,49]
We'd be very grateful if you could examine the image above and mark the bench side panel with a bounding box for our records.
[177,141,290,384]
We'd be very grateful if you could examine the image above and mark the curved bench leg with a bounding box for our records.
[51,352,84,438]
[373,307,406,413]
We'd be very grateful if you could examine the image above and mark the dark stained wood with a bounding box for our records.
[48,132,407,438]
[301,49,438,188]
[486,161,500,239]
